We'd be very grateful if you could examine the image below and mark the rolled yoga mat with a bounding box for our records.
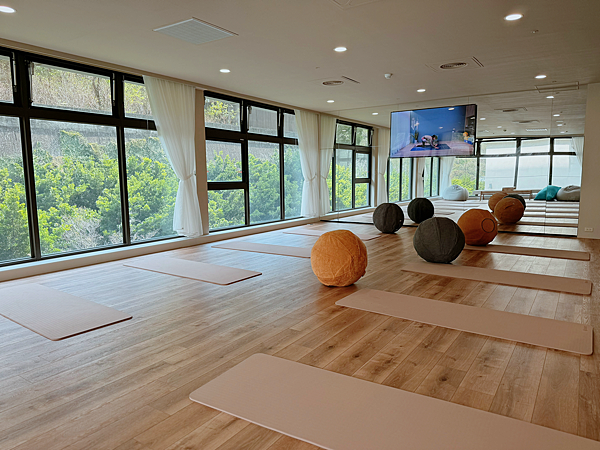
[0,284,132,340]
[189,354,600,450]
[283,227,380,241]
[124,256,261,285]
[336,288,592,354]
[401,262,591,295]
[463,244,590,261]
[212,241,312,258]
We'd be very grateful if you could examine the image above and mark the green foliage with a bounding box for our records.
[450,157,477,194]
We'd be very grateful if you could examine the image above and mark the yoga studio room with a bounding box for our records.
[1,1,600,449]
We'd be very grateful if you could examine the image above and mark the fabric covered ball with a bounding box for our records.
[311,230,368,287]
[442,185,469,201]
[504,193,526,210]
[373,203,404,233]
[488,193,507,212]
[407,198,434,223]
[556,185,580,202]
[413,217,465,264]
[457,209,498,246]
[494,197,525,224]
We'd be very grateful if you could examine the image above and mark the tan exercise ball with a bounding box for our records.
[311,230,368,287]
[488,192,507,212]
[494,197,525,224]
[457,209,498,246]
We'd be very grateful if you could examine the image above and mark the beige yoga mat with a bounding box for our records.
[124,256,261,285]
[402,262,592,295]
[189,354,600,450]
[283,228,380,241]
[464,244,590,261]
[0,284,131,341]
[336,289,592,354]
[212,241,311,258]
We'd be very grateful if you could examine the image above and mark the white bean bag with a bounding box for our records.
[556,185,580,202]
[442,184,469,201]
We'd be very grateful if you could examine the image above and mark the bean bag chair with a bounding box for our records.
[442,185,469,201]
[535,185,561,201]
[373,203,404,233]
[488,193,506,212]
[556,185,580,202]
[407,198,434,223]
[494,197,525,224]
[413,217,465,263]
[457,209,498,246]
[311,230,368,287]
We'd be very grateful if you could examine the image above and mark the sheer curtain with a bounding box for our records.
[376,128,390,205]
[415,158,426,197]
[439,157,456,193]
[571,137,584,166]
[143,76,202,237]
[320,115,337,215]
[294,110,320,217]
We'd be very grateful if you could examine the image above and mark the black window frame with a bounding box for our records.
[204,92,299,231]
[387,157,414,202]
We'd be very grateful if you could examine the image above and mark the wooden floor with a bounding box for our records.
[0,220,598,449]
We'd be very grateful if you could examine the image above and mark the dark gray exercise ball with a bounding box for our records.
[373,203,404,233]
[407,198,434,223]
[504,194,526,210]
[413,217,465,264]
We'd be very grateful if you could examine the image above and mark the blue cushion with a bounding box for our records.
[545,185,561,200]
[535,187,547,200]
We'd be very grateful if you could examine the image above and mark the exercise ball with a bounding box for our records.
[413,217,465,264]
[373,203,404,234]
[407,198,434,223]
[494,197,525,224]
[504,193,526,210]
[457,209,498,246]
[311,230,368,287]
[488,193,506,212]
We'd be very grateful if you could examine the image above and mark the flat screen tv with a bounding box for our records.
[390,104,477,158]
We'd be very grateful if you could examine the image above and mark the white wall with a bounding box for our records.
[578,83,600,238]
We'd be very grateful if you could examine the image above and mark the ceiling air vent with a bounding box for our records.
[340,75,360,84]
[425,57,483,73]
[496,107,528,113]
[513,120,539,124]
[526,128,548,132]
[322,80,345,86]
[440,62,468,70]
[154,18,237,45]
[536,81,579,94]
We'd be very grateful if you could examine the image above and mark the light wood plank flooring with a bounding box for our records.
[0,220,598,449]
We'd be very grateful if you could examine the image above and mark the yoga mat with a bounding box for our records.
[0,284,131,341]
[189,354,600,450]
[464,244,590,261]
[401,262,592,295]
[283,228,380,241]
[212,241,311,258]
[336,289,592,354]
[124,256,261,285]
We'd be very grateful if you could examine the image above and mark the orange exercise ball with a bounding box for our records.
[457,209,498,246]
[494,197,525,224]
[310,230,368,287]
[488,192,507,212]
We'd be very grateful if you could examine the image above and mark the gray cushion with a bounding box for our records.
[556,185,580,202]
[442,185,469,201]
[373,203,404,233]
[413,217,465,264]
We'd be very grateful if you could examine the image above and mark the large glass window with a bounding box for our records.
[431,158,439,196]
[552,155,581,186]
[423,158,432,197]
[206,140,243,182]
[335,149,353,211]
[284,144,303,218]
[517,155,550,189]
[450,157,477,194]
[208,189,245,230]
[0,116,30,263]
[204,96,241,132]
[249,141,280,224]
[124,81,152,119]
[248,106,277,136]
[479,157,517,190]
[0,55,13,103]
[521,138,550,154]
[401,159,412,201]
[388,158,400,203]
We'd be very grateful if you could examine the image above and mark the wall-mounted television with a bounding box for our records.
[390,104,477,158]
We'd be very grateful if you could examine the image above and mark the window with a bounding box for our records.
[423,158,431,197]
[449,157,477,194]
[0,48,177,268]
[330,121,372,211]
[204,93,300,231]
[517,155,550,189]
[401,159,413,201]
[479,157,517,190]
[431,158,439,196]
[552,155,581,186]
[387,158,400,203]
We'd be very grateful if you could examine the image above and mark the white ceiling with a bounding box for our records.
[1,0,598,133]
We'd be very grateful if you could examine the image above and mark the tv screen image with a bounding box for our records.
[390,104,477,158]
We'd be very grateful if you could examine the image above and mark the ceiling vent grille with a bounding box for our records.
[513,120,540,124]
[535,81,579,94]
[496,107,528,113]
[154,18,237,45]
[322,80,345,86]
[425,56,484,73]
[440,62,468,70]
[340,75,360,84]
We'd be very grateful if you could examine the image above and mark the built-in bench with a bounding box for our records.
[474,188,536,200]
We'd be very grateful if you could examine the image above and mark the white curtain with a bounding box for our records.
[376,128,390,205]
[294,110,320,217]
[571,137,584,166]
[415,158,426,197]
[439,157,456,193]
[320,115,337,215]
[143,76,202,237]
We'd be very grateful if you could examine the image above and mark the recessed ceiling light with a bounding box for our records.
[546,95,554,99]
[334,47,347,52]
[327,100,335,103]
[480,118,486,120]
[553,114,560,117]
[372,112,378,115]
[417,88,426,93]
[497,126,502,128]
[448,107,455,111]
[511,132,516,134]
[535,74,547,79]
[505,13,523,21]
[557,123,564,126]
[560,131,566,134]
[219,69,230,73]
[0,5,15,13]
